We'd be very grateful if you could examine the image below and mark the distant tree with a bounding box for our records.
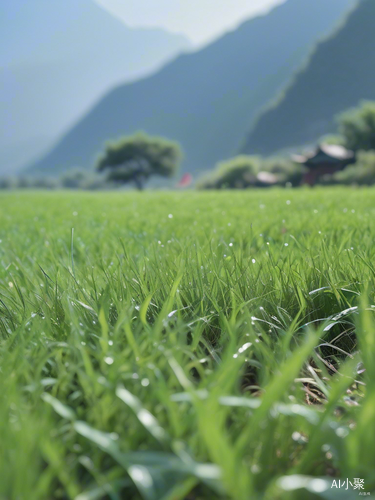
[60,169,88,189]
[325,150,375,186]
[338,101,375,152]
[97,133,182,190]
[197,156,261,189]
[263,157,306,187]
[0,177,16,190]
[32,177,59,190]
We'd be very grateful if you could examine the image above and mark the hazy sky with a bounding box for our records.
[95,0,285,45]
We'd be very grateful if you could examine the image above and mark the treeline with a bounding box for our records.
[199,100,375,189]
[196,156,304,189]
[0,170,111,191]
[3,101,375,191]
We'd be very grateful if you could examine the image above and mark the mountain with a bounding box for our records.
[28,0,354,177]
[244,0,375,155]
[0,0,190,174]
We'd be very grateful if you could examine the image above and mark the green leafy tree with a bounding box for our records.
[263,157,306,187]
[198,156,261,189]
[338,101,375,152]
[197,155,304,189]
[97,133,182,190]
[325,150,375,185]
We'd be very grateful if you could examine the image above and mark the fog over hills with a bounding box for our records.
[28,0,354,176]
[0,0,191,174]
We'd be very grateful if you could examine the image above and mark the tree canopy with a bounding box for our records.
[197,155,304,189]
[338,101,375,152]
[197,156,261,189]
[326,150,375,186]
[97,133,182,189]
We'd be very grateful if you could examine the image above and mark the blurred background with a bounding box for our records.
[2,0,375,190]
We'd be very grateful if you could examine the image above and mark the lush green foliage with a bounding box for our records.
[338,101,375,152]
[325,150,375,186]
[97,133,182,190]
[198,156,261,189]
[198,156,305,189]
[263,157,306,187]
[1,189,375,499]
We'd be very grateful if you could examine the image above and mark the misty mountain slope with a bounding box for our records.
[0,0,190,174]
[28,0,354,176]
[244,0,375,155]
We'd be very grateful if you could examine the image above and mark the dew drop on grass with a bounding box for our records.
[108,340,113,346]
[229,243,233,247]
[252,259,256,264]
[132,373,139,379]
[336,427,349,438]
[238,342,252,354]
[286,200,291,205]
[141,378,150,387]
[284,243,289,247]
[168,214,173,219]
[104,357,114,365]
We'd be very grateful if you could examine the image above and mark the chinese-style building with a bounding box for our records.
[293,144,355,186]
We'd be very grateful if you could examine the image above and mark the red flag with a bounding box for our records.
[177,173,192,188]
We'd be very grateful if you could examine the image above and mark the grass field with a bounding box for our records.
[1,189,375,500]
